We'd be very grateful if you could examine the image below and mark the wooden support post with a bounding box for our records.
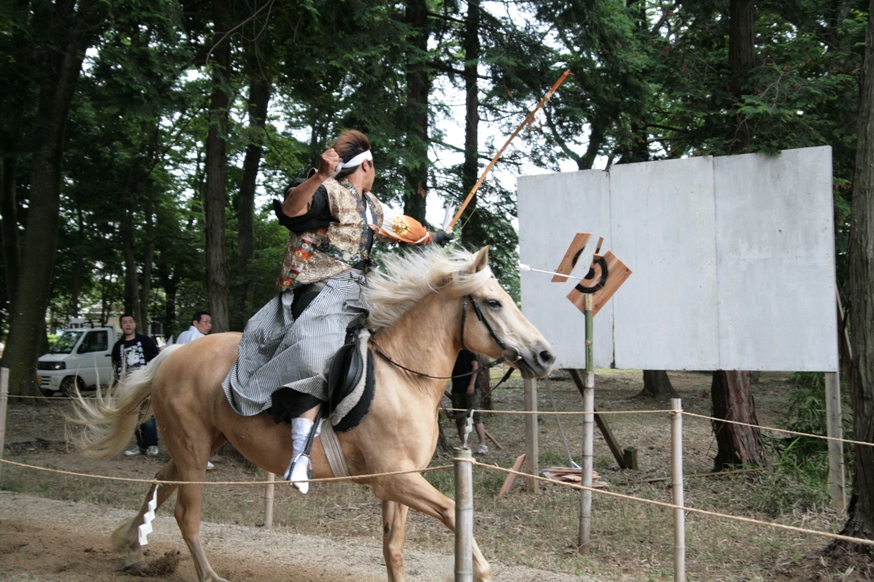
[0,368,7,479]
[264,471,275,529]
[579,294,594,553]
[671,398,686,582]
[569,370,628,469]
[455,447,474,582]
[483,429,504,450]
[825,372,846,511]
[623,447,638,470]
[524,378,538,492]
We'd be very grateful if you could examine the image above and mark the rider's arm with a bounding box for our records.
[282,148,339,217]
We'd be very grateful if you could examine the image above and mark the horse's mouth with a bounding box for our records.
[513,346,555,379]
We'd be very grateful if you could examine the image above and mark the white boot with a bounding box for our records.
[284,417,321,494]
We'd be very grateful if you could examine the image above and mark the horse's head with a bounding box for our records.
[458,247,554,379]
[366,245,555,379]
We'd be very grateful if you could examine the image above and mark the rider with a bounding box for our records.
[222,129,449,493]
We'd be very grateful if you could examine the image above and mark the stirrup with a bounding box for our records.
[285,453,313,494]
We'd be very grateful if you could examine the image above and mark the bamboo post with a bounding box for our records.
[0,368,7,479]
[523,378,538,492]
[264,471,275,529]
[454,447,474,582]
[579,295,594,553]
[670,398,686,582]
[824,372,846,511]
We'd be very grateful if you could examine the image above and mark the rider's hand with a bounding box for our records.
[432,229,453,247]
[317,148,341,180]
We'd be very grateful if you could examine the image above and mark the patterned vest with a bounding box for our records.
[277,178,383,290]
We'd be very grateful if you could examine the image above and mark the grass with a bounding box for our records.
[0,370,863,580]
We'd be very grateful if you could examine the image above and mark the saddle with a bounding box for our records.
[326,325,375,432]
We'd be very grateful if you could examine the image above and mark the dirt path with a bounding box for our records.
[0,492,591,581]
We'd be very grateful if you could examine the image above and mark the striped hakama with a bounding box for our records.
[221,268,368,417]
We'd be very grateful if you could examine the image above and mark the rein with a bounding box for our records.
[369,295,520,380]
[369,295,521,421]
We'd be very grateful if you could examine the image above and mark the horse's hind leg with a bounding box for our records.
[113,460,180,570]
[175,476,228,582]
[382,500,409,581]
[372,474,493,582]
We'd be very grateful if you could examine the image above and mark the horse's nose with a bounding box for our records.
[538,349,555,369]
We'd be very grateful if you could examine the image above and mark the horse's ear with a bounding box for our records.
[471,246,490,273]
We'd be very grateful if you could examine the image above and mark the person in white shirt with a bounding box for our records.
[176,311,212,344]
[175,310,214,469]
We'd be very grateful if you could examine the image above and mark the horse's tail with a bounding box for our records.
[66,346,182,459]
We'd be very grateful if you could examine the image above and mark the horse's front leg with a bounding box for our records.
[382,500,409,581]
[372,474,492,582]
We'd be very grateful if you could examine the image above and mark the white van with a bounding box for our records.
[37,326,118,395]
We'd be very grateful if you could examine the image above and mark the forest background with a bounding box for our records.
[3,0,874,554]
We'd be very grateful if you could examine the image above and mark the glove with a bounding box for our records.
[432,229,453,247]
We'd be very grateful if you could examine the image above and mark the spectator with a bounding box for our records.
[175,311,212,344]
[174,310,215,469]
[112,313,160,457]
[451,349,488,454]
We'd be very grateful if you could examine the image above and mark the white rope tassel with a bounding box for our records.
[137,485,159,546]
[463,411,474,449]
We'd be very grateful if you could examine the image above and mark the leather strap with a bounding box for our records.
[319,422,350,477]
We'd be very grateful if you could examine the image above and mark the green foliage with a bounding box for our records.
[753,372,853,514]
[0,0,866,358]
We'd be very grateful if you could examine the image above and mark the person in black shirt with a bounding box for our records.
[111,313,160,457]
[450,349,488,454]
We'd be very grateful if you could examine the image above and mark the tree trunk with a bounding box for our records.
[831,0,874,551]
[710,371,767,470]
[705,0,766,470]
[138,199,155,332]
[402,0,430,223]
[70,207,83,316]
[1,2,102,395]
[728,0,755,150]
[639,370,678,398]
[231,78,271,330]
[203,0,232,333]
[121,206,141,319]
[459,0,480,248]
[1,155,20,307]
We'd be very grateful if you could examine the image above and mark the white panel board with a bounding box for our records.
[518,171,615,369]
[714,147,837,371]
[610,157,720,370]
[517,146,838,372]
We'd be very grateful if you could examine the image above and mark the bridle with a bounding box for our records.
[369,295,521,380]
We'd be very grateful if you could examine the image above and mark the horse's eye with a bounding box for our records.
[486,299,502,309]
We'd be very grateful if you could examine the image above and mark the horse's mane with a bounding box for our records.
[365,246,493,332]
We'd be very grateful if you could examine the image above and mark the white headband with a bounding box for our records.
[332,150,373,178]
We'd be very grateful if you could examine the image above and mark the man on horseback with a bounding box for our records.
[222,129,448,493]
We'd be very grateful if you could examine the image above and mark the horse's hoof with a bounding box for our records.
[122,561,148,572]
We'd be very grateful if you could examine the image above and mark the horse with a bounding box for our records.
[67,246,555,582]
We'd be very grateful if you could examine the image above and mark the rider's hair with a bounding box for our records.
[192,310,211,323]
[119,313,136,323]
[332,130,372,180]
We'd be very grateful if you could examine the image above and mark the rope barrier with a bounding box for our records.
[444,407,670,416]
[682,411,874,448]
[5,396,869,450]
[471,460,874,547]
[0,457,453,486]
[3,438,872,552]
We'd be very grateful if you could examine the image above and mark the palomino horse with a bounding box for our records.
[68,246,554,582]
